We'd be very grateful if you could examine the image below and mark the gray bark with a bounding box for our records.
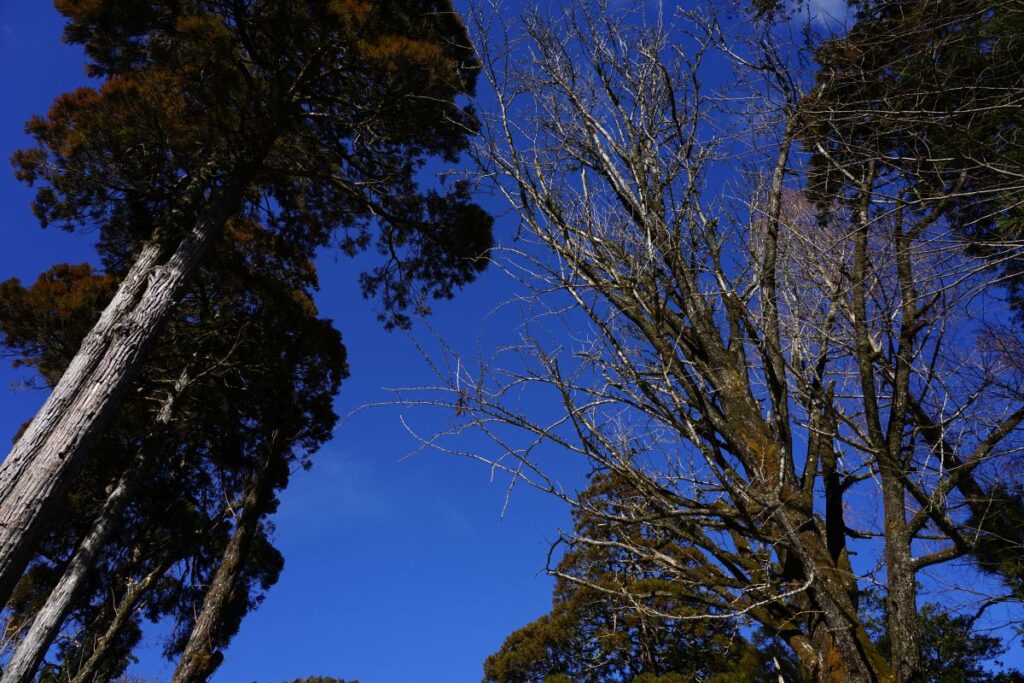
[0,365,190,683]
[0,241,165,505]
[0,175,248,607]
[0,460,141,683]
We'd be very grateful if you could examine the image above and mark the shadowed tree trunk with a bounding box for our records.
[171,445,276,683]
[64,484,256,683]
[67,555,174,683]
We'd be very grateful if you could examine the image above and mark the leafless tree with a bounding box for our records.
[402,2,1024,681]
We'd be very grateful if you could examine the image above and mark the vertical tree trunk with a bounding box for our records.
[0,175,249,608]
[171,448,276,683]
[848,181,920,683]
[882,220,923,683]
[881,476,919,683]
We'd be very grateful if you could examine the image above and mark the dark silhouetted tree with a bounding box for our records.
[0,0,491,608]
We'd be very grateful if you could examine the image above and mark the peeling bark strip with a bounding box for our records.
[0,171,251,608]
[171,447,276,683]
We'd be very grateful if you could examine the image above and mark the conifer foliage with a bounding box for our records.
[484,475,777,683]
[0,0,491,631]
[801,0,1024,304]
[0,1,490,680]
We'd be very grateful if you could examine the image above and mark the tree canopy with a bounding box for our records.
[0,3,493,670]
[484,475,777,683]
[15,0,493,328]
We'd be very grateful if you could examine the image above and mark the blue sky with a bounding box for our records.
[2,2,1022,681]
[0,3,578,682]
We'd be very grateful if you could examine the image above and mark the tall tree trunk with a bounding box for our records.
[0,174,249,608]
[171,446,276,683]
[881,476,919,683]
[1,366,189,683]
[881,219,922,683]
[0,241,165,505]
[0,459,142,683]
[847,180,920,683]
[791,519,891,682]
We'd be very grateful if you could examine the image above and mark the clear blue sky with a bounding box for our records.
[0,3,577,682]
[3,2,1022,681]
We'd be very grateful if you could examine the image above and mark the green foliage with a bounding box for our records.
[913,605,1021,683]
[861,592,1023,682]
[802,0,1024,304]
[965,484,1024,599]
[483,474,773,683]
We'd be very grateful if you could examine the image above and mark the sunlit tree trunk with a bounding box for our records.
[0,459,142,683]
[0,174,250,608]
